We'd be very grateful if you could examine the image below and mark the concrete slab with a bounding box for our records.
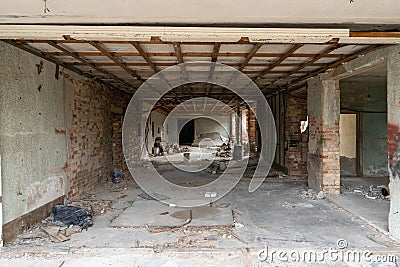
[110,200,233,228]
[327,193,390,234]
[327,176,390,234]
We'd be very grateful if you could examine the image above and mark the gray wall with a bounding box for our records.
[165,115,231,146]
[362,113,388,176]
[194,117,230,140]
[340,81,388,177]
[0,42,72,224]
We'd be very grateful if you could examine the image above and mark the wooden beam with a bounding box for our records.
[350,32,400,38]
[265,44,345,89]
[131,41,158,73]
[44,51,347,59]
[17,41,132,93]
[207,42,222,96]
[3,41,129,92]
[70,61,326,68]
[89,41,144,82]
[255,44,303,80]
[211,43,221,63]
[22,39,343,45]
[45,41,134,90]
[173,42,184,64]
[268,45,387,95]
[172,42,189,80]
[238,43,263,71]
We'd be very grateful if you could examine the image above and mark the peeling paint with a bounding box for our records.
[25,176,65,213]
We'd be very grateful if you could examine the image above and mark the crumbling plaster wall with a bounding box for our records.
[0,41,130,227]
[0,41,70,224]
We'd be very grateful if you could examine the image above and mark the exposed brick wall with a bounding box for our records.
[248,108,258,155]
[284,96,308,175]
[63,73,131,199]
[112,114,132,180]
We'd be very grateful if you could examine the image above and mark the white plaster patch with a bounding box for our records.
[25,175,65,213]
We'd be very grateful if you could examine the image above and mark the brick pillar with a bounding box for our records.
[388,47,400,240]
[248,108,257,154]
[307,76,340,194]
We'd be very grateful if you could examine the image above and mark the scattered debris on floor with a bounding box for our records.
[180,146,190,153]
[68,198,113,215]
[52,205,93,230]
[216,143,231,158]
[41,225,81,243]
[343,184,390,200]
[300,188,325,200]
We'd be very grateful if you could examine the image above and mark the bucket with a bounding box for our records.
[113,172,122,184]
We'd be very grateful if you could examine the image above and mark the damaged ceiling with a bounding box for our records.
[1,27,395,112]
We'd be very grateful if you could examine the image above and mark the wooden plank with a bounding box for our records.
[211,43,222,62]
[21,39,342,45]
[268,45,387,94]
[207,42,222,96]
[4,40,131,92]
[238,43,263,71]
[47,41,135,89]
[131,41,158,73]
[255,44,303,80]
[173,42,184,64]
[350,32,400,38]
[265,44,345,88]
[44,51,347,58]
[89,41,144,82]
[70,61,326,67]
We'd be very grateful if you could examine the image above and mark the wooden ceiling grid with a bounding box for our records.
[3,38,388,111]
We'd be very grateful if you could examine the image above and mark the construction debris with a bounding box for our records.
[68,198,113,216]
[216,143,231,158]
[52,205,93,230]
[345,184,390,200]
[40,225,81,243]
[300,188,325,200]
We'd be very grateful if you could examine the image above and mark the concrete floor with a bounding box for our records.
[328,176,390,234]
[1,163,399,266]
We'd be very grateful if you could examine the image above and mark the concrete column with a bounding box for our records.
[230,113,236,145]
[307,76,340,194]
[388,48,400,240]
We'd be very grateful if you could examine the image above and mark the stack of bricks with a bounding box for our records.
[285,96,308,176]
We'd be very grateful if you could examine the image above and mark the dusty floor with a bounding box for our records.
[1,162,399,266]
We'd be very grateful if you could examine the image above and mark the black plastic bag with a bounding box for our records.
[52,205,93,230]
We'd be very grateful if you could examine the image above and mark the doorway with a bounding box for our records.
[178,119,195,145]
